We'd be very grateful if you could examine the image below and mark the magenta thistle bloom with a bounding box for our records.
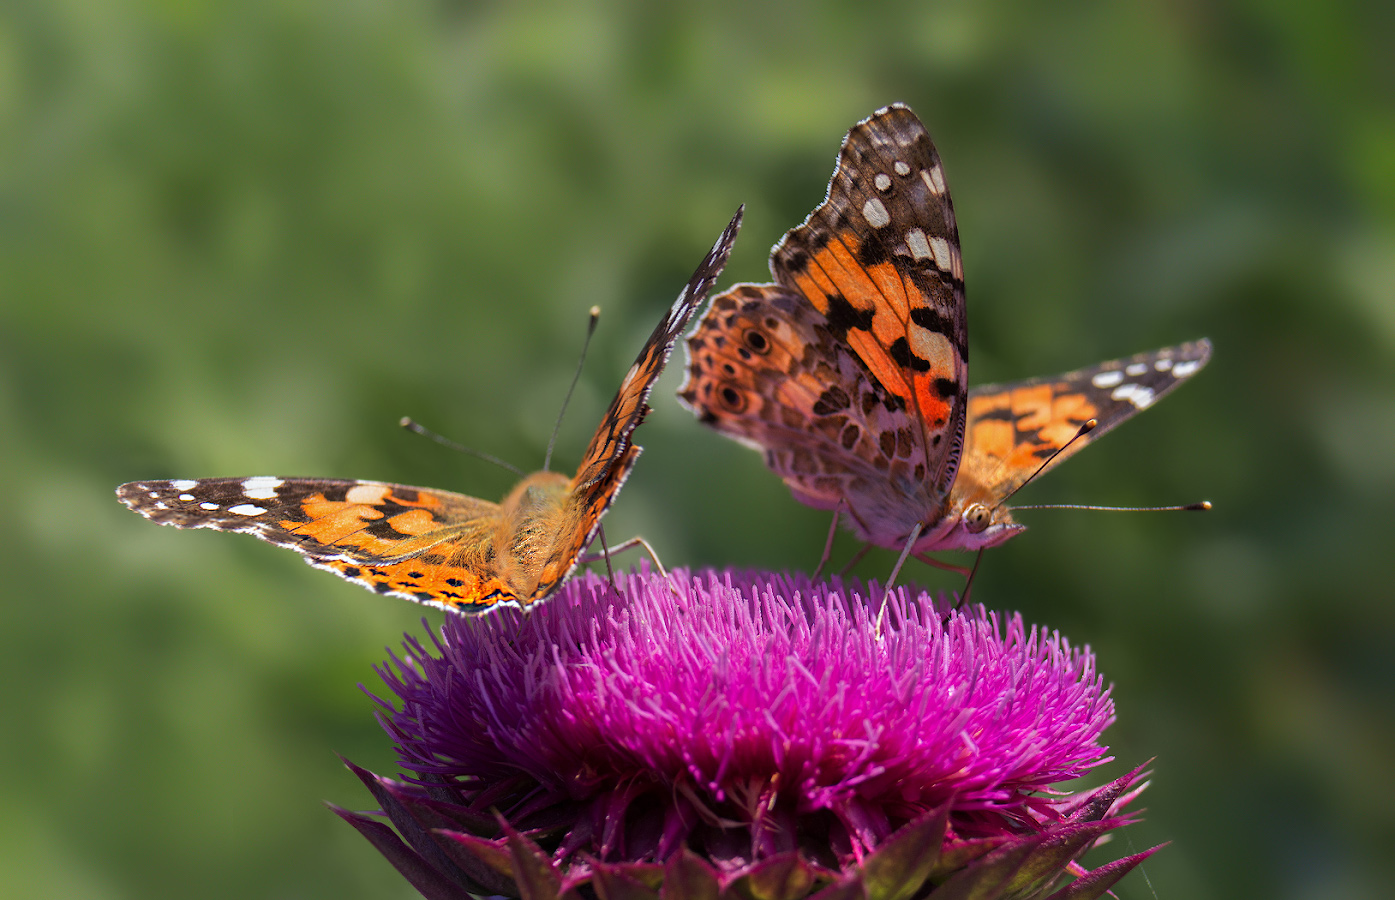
[334,569,1159,900]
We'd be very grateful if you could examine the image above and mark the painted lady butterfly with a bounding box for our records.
[118,208,743,613]
[681,105,1209,569]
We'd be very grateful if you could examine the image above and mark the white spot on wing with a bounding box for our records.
[929,236,960,277]
[1092,370,1125,388]
[874,173,892,191]
[1172,359,1201,378]
[229,504,267,516]
[200,502,219,510]
[172,480,197,491]
[863,198,890,228]
[894,160,911,176]
[346,483,392,505]
[1112,383,1156,408]
[1155,358,1174,371]
[906,228,932,261]
[241,477,283,500]
[922,164,947,195]
[908,325,953,372]
[179,494,195,501]
[1126,363,1148,376]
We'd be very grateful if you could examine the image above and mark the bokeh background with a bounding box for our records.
[3,1,1392,897]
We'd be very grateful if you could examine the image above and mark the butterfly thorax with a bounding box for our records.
[495,471,573,600]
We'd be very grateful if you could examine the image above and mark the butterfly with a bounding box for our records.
[118,207,743,613]
[680,104,1209,572]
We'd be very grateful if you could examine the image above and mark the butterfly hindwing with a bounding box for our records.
[682,283,912,511]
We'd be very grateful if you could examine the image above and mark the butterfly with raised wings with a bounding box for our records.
[118,208,743,613]
[680,105,1208,571]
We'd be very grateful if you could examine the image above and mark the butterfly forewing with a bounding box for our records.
[116,477,512,607]
[536,207,745,595]
[683,104,970,548]
[960,340,1213,500]
[770,104,969,500]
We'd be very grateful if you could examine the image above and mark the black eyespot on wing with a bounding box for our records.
[719,386,747,413]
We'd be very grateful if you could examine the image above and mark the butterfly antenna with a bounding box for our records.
[596,522,621,598]
[400,417,526,477]
[813,502,844,579]
[875,521,923,639]
[1013,500,1213,512]
[544,305,602,472]
[838,543,873,577]
[952,548,986,614]
[991,418,1097,510]
[999,419,1213,516]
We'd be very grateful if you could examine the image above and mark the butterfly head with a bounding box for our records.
[919,492,1026,553]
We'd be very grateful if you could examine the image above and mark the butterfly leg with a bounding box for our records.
[940,549,986,626]
[838,543,873,577]
[813,502,844,579]
[958,548,986,609]
[579,534,668,578]
[911,553,973,578]
[594,523,621,596]
[875,522,924,639]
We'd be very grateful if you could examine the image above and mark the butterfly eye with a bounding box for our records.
[963,503,992,533]
[719,385,748,413]
[742,328,771,354]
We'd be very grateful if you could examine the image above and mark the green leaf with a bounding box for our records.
[328,804,473,900]
[726,852,820,900]
[660,849,721,900]
[502,819,563,900]
[927,839,1040,900]
[439,832,517,879]
[998,822,1114,897]
[592,862,663,900]
[860,801,950,900]
[1041,845,1165,900]
[805,876,864,900]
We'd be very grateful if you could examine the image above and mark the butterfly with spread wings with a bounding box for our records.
[119,208,743,613]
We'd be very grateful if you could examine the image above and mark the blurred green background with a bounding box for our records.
[3,0,1392,897]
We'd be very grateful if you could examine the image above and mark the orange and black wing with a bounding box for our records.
[680,283,910,511]
[959,340,1213,500]
[770,104,969,501]
[527,206,744,596]
[117,477,521,612]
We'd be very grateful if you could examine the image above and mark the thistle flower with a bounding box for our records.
[333,569,1159,900]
